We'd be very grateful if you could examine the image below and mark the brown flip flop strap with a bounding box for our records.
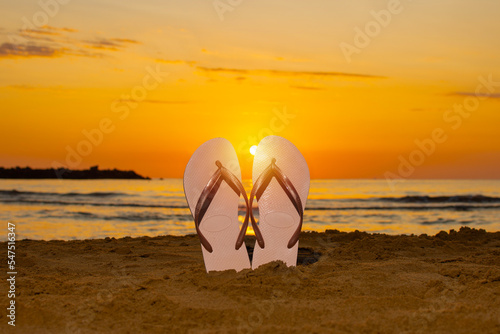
[249,158,303,249]
[194,160,250,253]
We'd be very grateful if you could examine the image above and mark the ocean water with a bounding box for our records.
[0,179,499,241]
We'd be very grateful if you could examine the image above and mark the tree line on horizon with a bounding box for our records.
[0,166,150,179]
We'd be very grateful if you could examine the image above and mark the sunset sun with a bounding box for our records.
[250,145,257,155]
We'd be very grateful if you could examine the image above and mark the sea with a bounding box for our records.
[0,179,499,241]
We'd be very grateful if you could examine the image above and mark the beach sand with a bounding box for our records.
[3,226,500,333]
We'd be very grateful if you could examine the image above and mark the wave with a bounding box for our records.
[0,198,189,209]
[2,198,500,212]
[65,191,128,197]
[378,195,500,203]
[2,189,500,212]
[0,189,129,197]
[3,189,498,203]
[40,210,193,222]
[307,205,500,211]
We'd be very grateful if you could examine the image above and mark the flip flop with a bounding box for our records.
[183,138,251,272]
[250,136,310,269]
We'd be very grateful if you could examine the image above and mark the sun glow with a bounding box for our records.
[250,145,257,155]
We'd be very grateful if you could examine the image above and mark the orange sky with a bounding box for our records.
[1,0,499,179]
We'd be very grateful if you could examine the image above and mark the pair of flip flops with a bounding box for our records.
[183,136,310,272]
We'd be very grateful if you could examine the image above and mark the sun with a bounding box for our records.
[250,145,257,155]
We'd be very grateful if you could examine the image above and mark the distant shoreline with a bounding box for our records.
[0,166,150,180]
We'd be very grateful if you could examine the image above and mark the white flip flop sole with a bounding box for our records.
[250,136,310,269]
[184,138,251,272]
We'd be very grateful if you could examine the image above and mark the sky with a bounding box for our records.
[1,0,499,179]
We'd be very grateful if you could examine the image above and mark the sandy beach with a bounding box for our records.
[3,226,499,333]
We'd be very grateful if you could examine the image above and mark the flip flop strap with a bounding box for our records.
[194,160,250,253]
[249,158,303,249]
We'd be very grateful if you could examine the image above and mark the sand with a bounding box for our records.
[2,226,500,333]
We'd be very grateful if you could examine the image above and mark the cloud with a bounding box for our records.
[196,66,385,79]
[84,39,121,51]
[15,25,78,42]
[198,67,247,75]
[0,43,59,58]
[450,92,500,99]
[17,35,57,43]
[21,29,61,36]
[0,42,104,59]
[111,38,140,44]
[201,48,217,55]
[1,26,140,60]
[41,25,78,33]
[84,38,140,51]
